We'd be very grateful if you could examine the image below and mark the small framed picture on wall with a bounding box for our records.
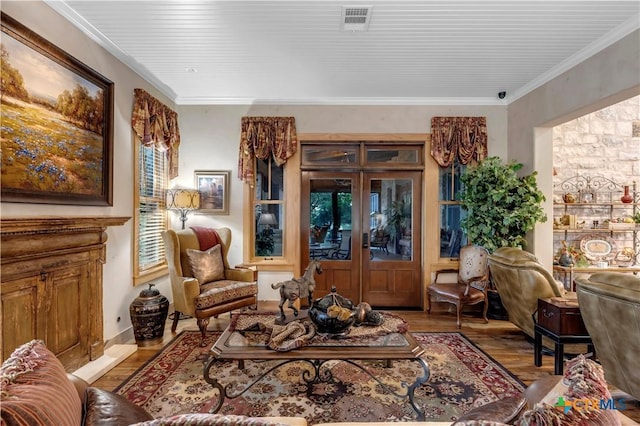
[194,170,230,215]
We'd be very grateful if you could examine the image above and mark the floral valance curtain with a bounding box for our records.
[430,117,487,167]
[131,88,180,179]
[238,116,298,185]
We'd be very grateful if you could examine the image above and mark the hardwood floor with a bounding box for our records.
[92,302,639,422]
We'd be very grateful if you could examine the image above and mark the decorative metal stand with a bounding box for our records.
[203,356,430,420]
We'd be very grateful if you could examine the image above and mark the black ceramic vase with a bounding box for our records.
[130,283,169,346]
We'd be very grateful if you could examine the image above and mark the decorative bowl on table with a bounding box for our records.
[309,286,355,335]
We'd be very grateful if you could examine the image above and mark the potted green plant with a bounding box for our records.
[458,157,547,320]
[384,199,411,238]
[458,156,547,253]
[384,199,411,254]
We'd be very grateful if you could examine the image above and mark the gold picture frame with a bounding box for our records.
[194,170,230,215]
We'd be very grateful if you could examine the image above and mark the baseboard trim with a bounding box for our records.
[72,344,137,384]
[104,327,135,349]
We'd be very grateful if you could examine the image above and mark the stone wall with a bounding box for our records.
[552,95,640,264]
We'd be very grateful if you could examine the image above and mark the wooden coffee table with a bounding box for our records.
[203,312,430,420]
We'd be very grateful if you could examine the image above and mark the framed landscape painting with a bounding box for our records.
[1,13,114,205]
[195,170,230,215]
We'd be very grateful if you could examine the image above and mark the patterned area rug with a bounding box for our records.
[116,331,525,424]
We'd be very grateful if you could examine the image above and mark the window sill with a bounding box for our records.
[133,265,168,286]
[239,260,294,271]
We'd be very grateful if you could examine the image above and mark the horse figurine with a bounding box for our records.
[271,260,322,322]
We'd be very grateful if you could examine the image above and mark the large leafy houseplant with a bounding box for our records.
[384,199,411,238]
[458,156,547,252]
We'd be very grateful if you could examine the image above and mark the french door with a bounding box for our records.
[301,170,422,308]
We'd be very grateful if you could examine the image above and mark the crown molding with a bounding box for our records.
[508,13,640,103]
[175,97,507,106]
[173,96,508,106]
[44,0,178,101]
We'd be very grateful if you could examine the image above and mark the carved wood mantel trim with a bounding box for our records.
[1,216,130,370]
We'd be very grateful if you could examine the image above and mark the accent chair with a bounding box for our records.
[427,244,490,328]
[576,272,640,399]
[162,227,258,345]
[487,247,564,339]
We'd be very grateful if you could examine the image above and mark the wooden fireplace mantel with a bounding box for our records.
[1,216,130,371]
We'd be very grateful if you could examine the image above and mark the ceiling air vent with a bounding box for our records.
[340,6,372,31]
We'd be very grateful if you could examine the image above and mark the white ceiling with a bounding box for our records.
[46,1,640,105]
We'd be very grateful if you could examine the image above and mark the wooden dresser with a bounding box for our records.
[1,216,129,371]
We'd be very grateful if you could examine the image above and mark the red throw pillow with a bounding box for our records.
[0,340,82,426]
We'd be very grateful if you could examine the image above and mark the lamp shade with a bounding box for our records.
[258,213,277,226]
[166,188,200,211]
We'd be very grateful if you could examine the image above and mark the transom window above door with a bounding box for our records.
[301,143,423,169]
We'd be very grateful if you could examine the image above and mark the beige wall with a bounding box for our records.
[176,105,508,299]
[508,30,640,267]
[1,0,638,343]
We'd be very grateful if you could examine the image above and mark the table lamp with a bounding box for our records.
[166,188,200,229]
[258,212,277,230]
[256,213,277,255]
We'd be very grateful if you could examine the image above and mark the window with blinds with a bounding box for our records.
[134,143,168,283]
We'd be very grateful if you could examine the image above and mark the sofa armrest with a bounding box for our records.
[262,417,307,426]
[451,395,527,425]
[85,387,153,425]
[67,373,90,404]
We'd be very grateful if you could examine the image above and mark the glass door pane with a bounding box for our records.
[302,171,360,304]
[363,172,422,308]
[308,178,353,260]
[369,178,413,261]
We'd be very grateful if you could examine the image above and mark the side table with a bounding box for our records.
[534,297,595,375]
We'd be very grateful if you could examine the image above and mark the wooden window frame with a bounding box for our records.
[243,151,300,271]
[133,138,169,284]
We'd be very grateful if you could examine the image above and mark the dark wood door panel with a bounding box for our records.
[364,268,420,307]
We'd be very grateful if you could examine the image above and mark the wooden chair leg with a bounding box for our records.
[197,318,210,347]
[427,292,432,314]
[482,298,489,323]
[171,311,181,332]
[455,302,462,329]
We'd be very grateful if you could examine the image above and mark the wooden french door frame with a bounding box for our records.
[362,171,422,308]
[301,171,362,304]
[301,169,422,308]
[297,134,431,309]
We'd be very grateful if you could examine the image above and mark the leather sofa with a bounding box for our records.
[0,339,153,426]
[0,339,305,426]
[487,247,564,339]
[576,271,640,399]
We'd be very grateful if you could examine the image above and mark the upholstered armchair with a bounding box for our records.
[576,272,640,399]
[488,247,564,339]
[162,227,258,344]
[427,244,490,328]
